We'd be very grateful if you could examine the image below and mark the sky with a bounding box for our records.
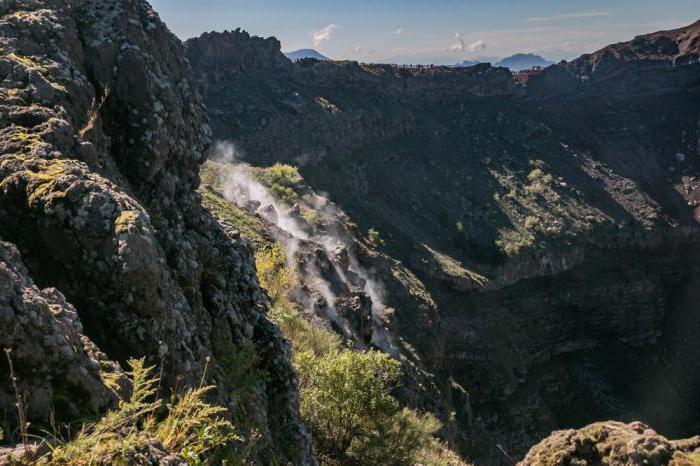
[150,0,699,64]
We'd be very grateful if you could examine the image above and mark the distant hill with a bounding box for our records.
[454,59,484,67]
[494,53,553,71]
[285,49,330,61]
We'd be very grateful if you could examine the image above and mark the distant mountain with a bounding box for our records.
[453,58,498,67]
[455,60,483,67]
[285,49,330,61]
[494,53,553,71]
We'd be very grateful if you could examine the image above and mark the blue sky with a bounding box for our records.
[150,0,699,63]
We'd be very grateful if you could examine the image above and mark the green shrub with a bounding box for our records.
[524,168,553,195]
[256,242,294,301]
[254,164,304,205]
[295,348,443,465]
[301,207,320,226]
[367,228,385,247]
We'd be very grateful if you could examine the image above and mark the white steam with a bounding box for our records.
[211,142,394,351]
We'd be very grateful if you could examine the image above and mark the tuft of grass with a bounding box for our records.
[156,385,239,460]
[79,86,110,139]
[44,359,238,465]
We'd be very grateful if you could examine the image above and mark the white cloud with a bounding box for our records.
[468,39,486,53]
[393,28,404,35]
[527,10,614,22]
[450,34,486,53]
[311,24,339,47]
[450,33,466,51]
[352,45,362,54]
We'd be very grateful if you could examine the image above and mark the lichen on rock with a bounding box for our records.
[0,0,312,463]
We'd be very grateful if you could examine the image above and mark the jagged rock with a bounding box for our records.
[0,0,312,463]
[0,240,120,422]
[528,20,700,98]
[518,421,700,465]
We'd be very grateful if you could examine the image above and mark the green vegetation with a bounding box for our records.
[256,242,343,356]
[6,51,66,92]
[489,163,585,256]
[300,206,320,226]
[524,168,553,195]
[200,162,467,464]
[367,228,385,247]
[200,186,268,247]
[255,241,467,465]
[253,163,304,205]
[21,158,70,207]
[44,359,238,465]
[218,344,268,403]
[424,244,489,287]
[297,349,442,465]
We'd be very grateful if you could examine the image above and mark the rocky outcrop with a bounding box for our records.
[527,20,700,98]
[0,240,120,422]
[187,29,294,94]
[0,0,311,463]
[519,421,700,466]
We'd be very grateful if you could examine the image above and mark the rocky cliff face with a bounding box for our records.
[187,21,700,463]
[0,1,311,463]
[528,20,700,98]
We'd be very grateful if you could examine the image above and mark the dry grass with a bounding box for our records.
[79,86,110,139]
[42,359,238,465]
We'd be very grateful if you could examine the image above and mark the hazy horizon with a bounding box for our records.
[150,0,697,63]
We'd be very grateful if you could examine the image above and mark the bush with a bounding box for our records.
[256,242,294,301]
[367,228,385,247]
[295,349,442,465]
[254,164,304,205]
[524,168,553,195]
